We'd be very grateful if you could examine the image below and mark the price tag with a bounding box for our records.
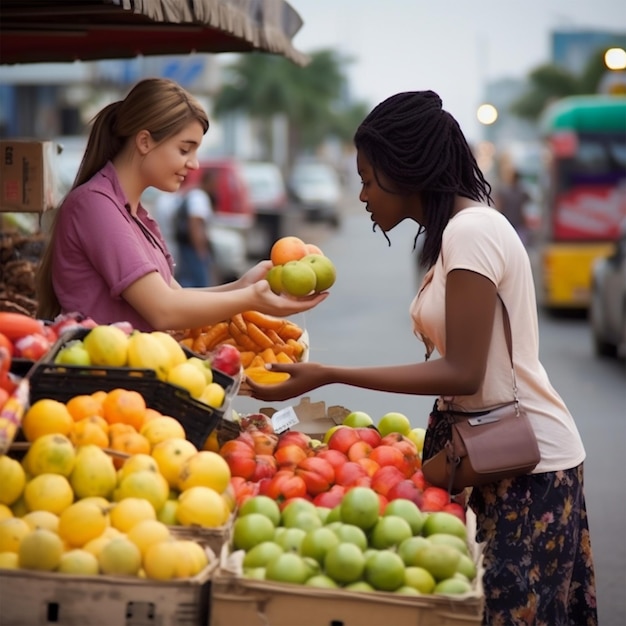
[271,406,300,434]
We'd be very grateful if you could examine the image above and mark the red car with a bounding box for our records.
[182,159,254,234]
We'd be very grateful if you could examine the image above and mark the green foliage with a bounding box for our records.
[510,42,625,122]
[213,49,370,160]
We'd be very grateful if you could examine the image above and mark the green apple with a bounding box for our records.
[377,412,412,436]
[342,411,373,428]
[300,254,336,292]
[280,260,317,297]
[54,340,91,366]
[407,427,426,454]
[266,265,284,295]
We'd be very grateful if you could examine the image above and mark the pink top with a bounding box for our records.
[52,162,175,331]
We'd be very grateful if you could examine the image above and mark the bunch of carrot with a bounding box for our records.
[179,311,306,368]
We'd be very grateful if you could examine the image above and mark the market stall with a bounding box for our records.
[0,4,485,624]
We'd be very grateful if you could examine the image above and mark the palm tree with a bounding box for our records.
[510,42,626,121]
[213,49,367,167]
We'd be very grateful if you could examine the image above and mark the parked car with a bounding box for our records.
[589,221,626,360]
[288,161,342,227]
[240,161,289,259]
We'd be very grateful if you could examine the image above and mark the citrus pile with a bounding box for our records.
[0,389,235,579]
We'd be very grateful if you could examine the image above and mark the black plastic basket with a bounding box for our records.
[29,328,236,450]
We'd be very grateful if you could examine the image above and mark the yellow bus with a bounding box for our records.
[537,95,626,310]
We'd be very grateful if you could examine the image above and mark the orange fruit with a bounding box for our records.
[108,423,135,439]
[91,390,107,404]
[270,236,308,266]
[142,408,164,423]
[66,394,104,422]
[21,399,74,442]
[70,416,109,448]
[109,431,151,469]
[202,429,220,453]
[102,388,147,430]
[305,243,324,255]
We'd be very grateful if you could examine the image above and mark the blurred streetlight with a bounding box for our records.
[599,47,626,95]
[477,103,498,126]
[604,47,626,71]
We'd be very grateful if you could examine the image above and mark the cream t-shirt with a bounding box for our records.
[411,206,585,473]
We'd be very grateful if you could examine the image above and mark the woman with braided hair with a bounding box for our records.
[247,90,597,625]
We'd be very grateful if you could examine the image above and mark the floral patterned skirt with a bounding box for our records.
[469,464,597,626]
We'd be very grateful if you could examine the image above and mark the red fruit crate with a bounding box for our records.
[28,328,237,450]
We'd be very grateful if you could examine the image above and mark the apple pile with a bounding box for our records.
[265,236,336,297]
[229,489,476,595]
[221,411,464,524]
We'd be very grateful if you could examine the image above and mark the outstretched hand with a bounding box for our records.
[245,362,327,402]
[250,275,329,317]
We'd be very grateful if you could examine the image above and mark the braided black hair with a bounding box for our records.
[354,90,493,269]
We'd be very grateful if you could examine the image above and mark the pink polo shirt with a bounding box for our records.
[52,162,175,331]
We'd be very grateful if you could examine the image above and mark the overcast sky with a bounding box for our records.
[288,0,625,142]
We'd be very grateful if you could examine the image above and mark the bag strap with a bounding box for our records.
[498,294,521,412]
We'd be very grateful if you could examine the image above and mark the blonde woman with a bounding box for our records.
[36,78,326,331]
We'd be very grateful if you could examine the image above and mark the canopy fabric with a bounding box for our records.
[0,0,309,66]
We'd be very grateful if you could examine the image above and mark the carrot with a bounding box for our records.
[229,322,259,352]
[246,322,274,350]
[275,351,295,364]
[231,313,248,335]
[278,322,304,341]
[241,310,285,332]
[260,348,278,364]
[239,351,257,368]
[203,321,231,351]
[0,312,42,341]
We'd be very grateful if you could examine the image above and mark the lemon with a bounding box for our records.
[57,549,100,575]
[175,539,209,577]
[114,470,169,513]
[0,456,26,505]
[98,536,142,576]
[186,357,213,384]
[0,517,30,552]
[151,438,198,489]
[69,445,117,499]
[126,519,171,557]
[0,504,13,522]
[143,540,179,580]
[139,416,186,447]
[167,362,207,399]
[0,552,19,569]
[58,500,109,547]
[83,534,111,559]
[177,451,231,494]
[150,332,188,370]
[83,325,129,367]
[109,497,156,533]
[23,473,74,515]
[23,433,76,477]
[22,510,60,533]
[198,382,226,408]
[118,454,160,481]
[19,528,64,571]
[176,486,230,528]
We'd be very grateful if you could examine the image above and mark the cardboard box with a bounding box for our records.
[211,562,483,626]
[0,140,59,212]
[211,527,484,626]
[259,396,350,439]
[0,558,217,626]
